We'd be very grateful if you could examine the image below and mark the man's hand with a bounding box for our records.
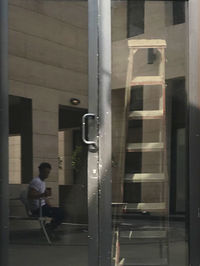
[44,188,52,197]
[28,187,52,207]
[28,187,51,199]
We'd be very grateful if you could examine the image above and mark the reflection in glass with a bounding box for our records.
[112,1,188,266]
[9,1,88,266]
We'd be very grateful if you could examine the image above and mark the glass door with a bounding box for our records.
[3,0,112,265]
[1,0,200,266]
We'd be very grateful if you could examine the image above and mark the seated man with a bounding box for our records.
[28,162,65,232]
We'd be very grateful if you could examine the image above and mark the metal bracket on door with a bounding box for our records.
[82,113,98,149]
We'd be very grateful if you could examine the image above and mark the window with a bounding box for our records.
[173,1,185,25]
[127,0,145,37]
[9,135,21,184]
[9,96,33,184]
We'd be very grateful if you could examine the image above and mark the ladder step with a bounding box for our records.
[124,202,166,212]
[129,110,163,120]
[125,173,165,183]
[127,143,164,152]
[130,76,164,86]
[128,39,167,49]
[124,258,168,266]
[120,230,167,239]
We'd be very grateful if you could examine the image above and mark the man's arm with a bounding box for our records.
[28,187,49,199]
[28,187,52,206]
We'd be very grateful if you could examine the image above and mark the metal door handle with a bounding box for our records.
[82,113,97,145]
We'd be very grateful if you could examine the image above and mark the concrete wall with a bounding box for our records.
[112,1,186,89]
[8,1,187,214]
[8,0,88,205]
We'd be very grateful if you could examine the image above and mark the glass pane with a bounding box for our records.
[111,1,188,266]
[8,1,88,265]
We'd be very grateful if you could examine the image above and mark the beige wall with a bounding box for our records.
[8,0,88,204]
[8,1,186,205]
[111,1,127,42]
[112,1,186,89]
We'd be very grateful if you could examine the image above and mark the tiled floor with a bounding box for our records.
[9,221,188,266]
[9,224,88,266]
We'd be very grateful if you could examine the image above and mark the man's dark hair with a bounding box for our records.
[38,162,52,170]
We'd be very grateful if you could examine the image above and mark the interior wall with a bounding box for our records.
[111,1,186,89]
[8,1,88,205]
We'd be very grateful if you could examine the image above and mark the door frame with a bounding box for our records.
[87,0,112,266]
[0,0,9,265]
[188,0,200,265]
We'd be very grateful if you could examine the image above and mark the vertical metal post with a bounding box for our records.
[188,0,200,265]
[98,0,112,265]
[88,0,99,265]
[88,0,112,265]
[0,0,9,265]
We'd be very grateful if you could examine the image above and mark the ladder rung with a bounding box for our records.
[120,230,167,239]
[124,202,166,212]
[125,173,165,183]
[128,39,167,49]
[124,258,168,266]
[130,76,164,86]
[127,143,164,152]
[129,110,163,120]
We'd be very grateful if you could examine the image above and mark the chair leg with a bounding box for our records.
[119,258,125,266]
[39,220,52,245]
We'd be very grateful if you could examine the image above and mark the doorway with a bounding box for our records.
[58,106,87,223]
